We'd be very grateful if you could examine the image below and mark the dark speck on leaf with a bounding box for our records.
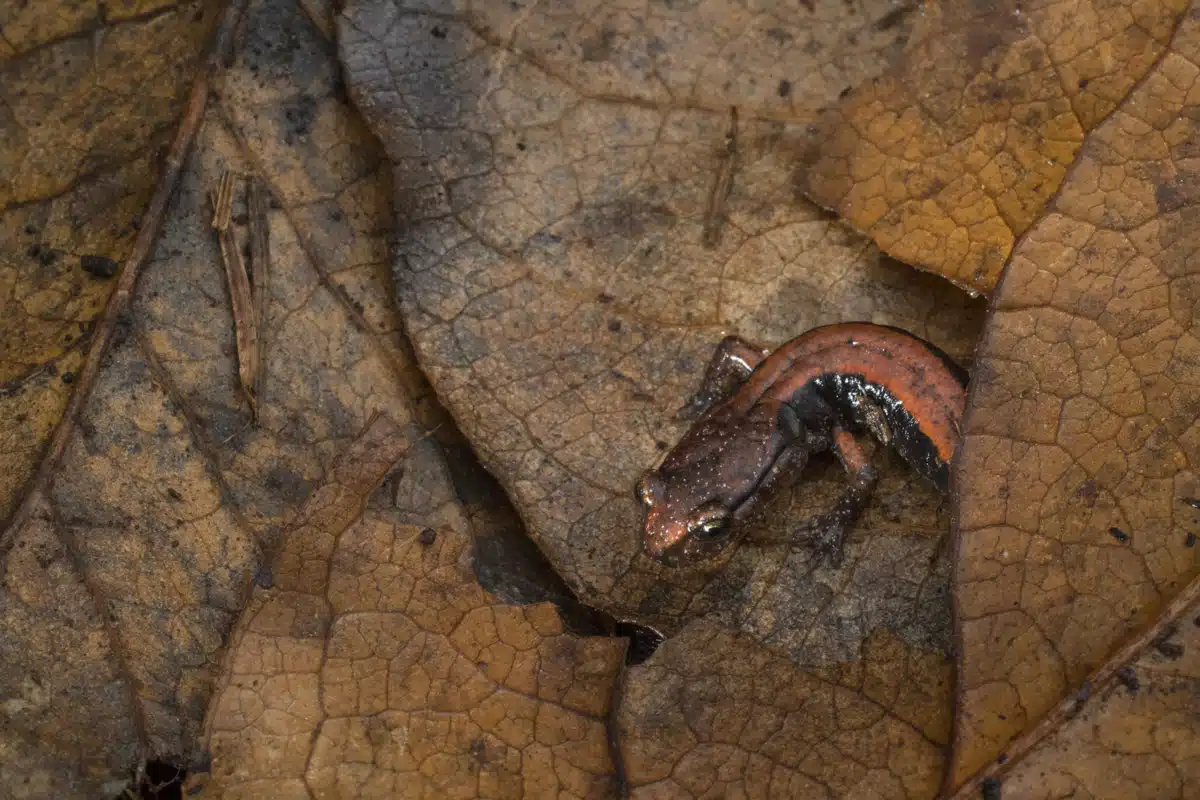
[264,466,311,501]
[61,372,75,384]
[596,292,613,304]
[607,319,622,333]
[1152,625,1184,659]
[254,565,274,589]
[418,528,437,545]
[1078,78,1089,89]
[1076,479,1099,506]
[516,141,527,151]
[1108,526,1129,543]
[431,25,447,38]
[1186,532,1196,548]
[777,79,792,98]
[81,254,119,279]
[1116,666,1140,693]
[874,4,914,31]
[167,488,182,501]
[24,225,37,235]
[1075,681,1094,710]
[329,208,344,222]
[655,440,668,451]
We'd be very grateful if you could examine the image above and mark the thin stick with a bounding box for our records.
[946,566,1200,798]
[248,176,270,411]
[0,0,247,550]
[209,169,258,416]
[702,106,739,249]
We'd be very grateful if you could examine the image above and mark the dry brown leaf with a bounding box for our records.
[1,0,437,793]
[188,414,626,798]
[12,0,1197,794]
[616,618,951,798]
[1,0,215,523]
[992,606,1200,799]
[949,7,1200,792]
[338,0,983,632]
[802,0,1189,294]
[339,0,984,793]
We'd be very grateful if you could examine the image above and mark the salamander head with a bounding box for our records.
[639,407,789,567]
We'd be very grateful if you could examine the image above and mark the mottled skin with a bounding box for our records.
[639,323,969,567]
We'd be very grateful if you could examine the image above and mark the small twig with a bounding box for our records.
[248,176,270,410]
[0,0,247,551]
[945,566,1200,798]
[209,169,258,416]
[701,106,739,249]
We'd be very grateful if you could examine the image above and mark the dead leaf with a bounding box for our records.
[339,0,983,792]
[949,7,1200,791]
[0,0,216,524]
[0,0,437,792]
[188,414,626,798]
[12,0,1197,794]
[615,618,951,798]
[802,0,1189,294]
[988,607,1200,800]
[338,0,983,633]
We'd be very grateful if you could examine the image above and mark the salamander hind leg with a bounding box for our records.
[801,427,879,567]
[676,335,769,419]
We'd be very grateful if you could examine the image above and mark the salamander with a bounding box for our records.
[638,322,969,568]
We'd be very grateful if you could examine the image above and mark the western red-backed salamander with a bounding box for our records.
[638,322,969,567]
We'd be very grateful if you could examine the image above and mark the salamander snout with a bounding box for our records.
[639,470,737,567]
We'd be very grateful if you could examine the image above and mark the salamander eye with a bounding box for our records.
[687,507,731,540]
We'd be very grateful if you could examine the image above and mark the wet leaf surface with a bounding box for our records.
[802,0,1189,294]
[950,5,1200,791]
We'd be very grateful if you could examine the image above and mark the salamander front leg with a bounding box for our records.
[676,335,769,420]
[803,427,879,567]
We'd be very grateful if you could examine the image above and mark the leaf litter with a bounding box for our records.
[3,0,1199,796]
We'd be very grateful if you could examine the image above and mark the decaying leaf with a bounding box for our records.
[993,607,1200,800]
[950,7,1200,790]
[802,0,1189,294]
[949,571,1200,798]
[338,0,983,636]
[1,0,216,523]
[616,618,951,798]
[1,0,434,793]
[189,414,626,798]
[11,0,1200,794]
[339,0,983,793]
